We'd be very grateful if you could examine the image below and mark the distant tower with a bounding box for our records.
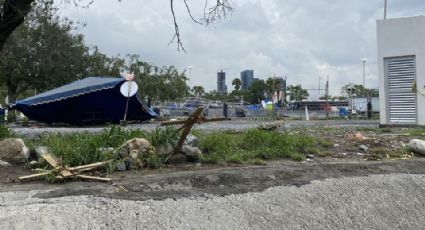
[240,70,254,91]
[217,70,227,94]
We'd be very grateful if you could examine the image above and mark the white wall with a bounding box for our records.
[377,16,425,125]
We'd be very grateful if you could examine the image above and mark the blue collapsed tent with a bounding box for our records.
[10,77,157,125]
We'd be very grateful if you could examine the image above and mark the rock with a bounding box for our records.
[408,139,425,156]
[306,154,315,159]
[359,145,369,152]
[116,138,156,169]
[185,134,199,146]
[0,160,10,167]
[0,138,30,164]
[168,153,187,164]
[116,161,127,171]
[181,145,203,162]
[117,138,156,159]
[35,146,49,158]
[333,144,340,148]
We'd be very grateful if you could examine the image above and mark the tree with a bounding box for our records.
[126,54,189,103]
[341,83,379,98]
[0,2,89,120]
[246,80,267,104]
[0,0,233,52]
[191,85,205,97]
[231,78,241,91]
[287,85,309,101]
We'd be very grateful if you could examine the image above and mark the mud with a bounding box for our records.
[2,158,424,201]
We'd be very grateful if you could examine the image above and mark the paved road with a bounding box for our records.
[1,174,424,230]
[11,119,379,138]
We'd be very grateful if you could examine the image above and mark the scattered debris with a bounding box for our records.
[333,144,341,148]
[19,153,112,182]
[0,138,30,164]
[408,139,425,156]
[161,107,227,154]
[306,154,315,159]
[359,145,369,152]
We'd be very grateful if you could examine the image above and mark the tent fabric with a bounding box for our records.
[11,77,157,125]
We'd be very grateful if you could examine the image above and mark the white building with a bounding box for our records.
[377,16,425,126]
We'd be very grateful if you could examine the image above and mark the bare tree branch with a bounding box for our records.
[169,0,233,52]
[169,0,185,52]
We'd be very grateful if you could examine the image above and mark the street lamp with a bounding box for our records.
[361,58,368,87]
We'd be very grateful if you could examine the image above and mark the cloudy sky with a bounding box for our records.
[59,0,425,99]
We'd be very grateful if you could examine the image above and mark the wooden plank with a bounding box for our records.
[19,172,51,180]
[175,107,204,153]
[160,120,187,126]
[75,174,112,182]
[41,154,60,168]
[67,160,113,172]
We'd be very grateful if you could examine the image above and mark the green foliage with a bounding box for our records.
[341,83,379,98]
[287,85,309,101]
[0,2,90,105]
[0,124,13,139]
[191,85,205,97]
[28,126,147,166]
[147,127,179,147]
[245,80,267,104]
[198,129,325,164]
[232,78,241,91]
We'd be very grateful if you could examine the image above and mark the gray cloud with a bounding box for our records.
[59,0,425,98]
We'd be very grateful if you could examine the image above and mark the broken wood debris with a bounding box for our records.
[161,107,228,154]
[19,153,112,182]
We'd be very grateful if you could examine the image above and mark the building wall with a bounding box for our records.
[241,70,254,91]
[377,16,425,125]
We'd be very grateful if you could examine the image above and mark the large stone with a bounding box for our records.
[35,146,49,158]
[0,138,30,164]
[116,138,156,169]
[184,134,199,146]
[408,139,425,156]
[168,153,187,164]
[181,145,203,162]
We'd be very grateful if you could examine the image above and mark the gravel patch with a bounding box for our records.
[1,173,424,230]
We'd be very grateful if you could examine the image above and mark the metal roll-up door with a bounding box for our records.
[385,56,417,124]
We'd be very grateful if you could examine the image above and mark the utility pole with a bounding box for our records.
[318,76,321,100]
[325,75,330,119]
[384,0,387,20]
[361,58,368,87]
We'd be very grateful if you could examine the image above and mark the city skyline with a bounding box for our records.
[59,0,425,99]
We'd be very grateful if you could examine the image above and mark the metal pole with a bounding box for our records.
[361,58,368,87]
[384,0,387,20]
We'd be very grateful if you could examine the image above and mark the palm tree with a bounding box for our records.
[232,78,242,91]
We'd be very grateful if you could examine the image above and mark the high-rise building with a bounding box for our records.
[240,70,254,91]
[217,70,227,94]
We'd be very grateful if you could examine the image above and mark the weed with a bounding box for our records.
[148,127,179,148]
[0,124,13,140]
[198,129,318,164]
[407,128,425,136]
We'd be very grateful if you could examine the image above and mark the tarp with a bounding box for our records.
[10,77,157,125]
